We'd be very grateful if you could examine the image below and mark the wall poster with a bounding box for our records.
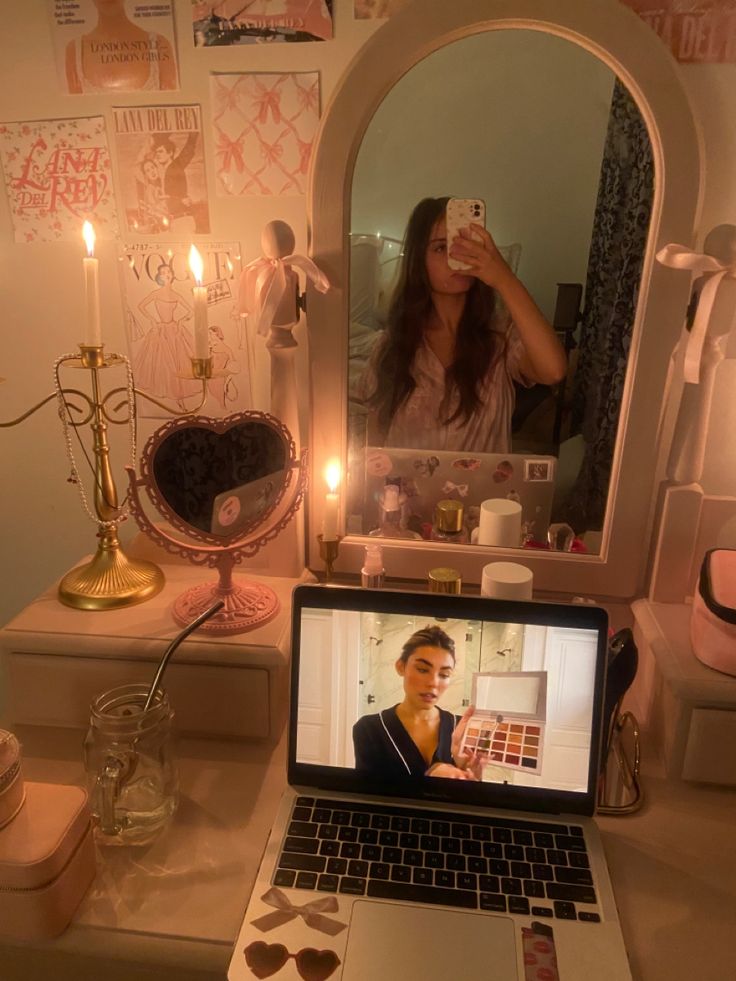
[112,103,211,234]
[119,241,247,417]
[0,116,118,243]
[210,72,320,196]
[50,0,179,94]
[622,1,736,62]
[353,0,409,18]
[192,1,333,46]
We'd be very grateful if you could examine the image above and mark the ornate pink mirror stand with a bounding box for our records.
[126,411,307,635]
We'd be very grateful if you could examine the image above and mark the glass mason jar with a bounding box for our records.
[83,684,178,846]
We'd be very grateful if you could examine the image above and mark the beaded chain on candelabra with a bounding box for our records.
[53,352,137,529]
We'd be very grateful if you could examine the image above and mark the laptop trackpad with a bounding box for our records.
[341,901,519,980]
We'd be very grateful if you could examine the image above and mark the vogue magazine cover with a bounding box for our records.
[119,241,247,416]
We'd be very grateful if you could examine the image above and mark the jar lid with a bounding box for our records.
[434,499,464,533]
[428,567,462,594]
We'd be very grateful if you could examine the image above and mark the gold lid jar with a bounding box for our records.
[434,499,464,534]
[427,567,462,594]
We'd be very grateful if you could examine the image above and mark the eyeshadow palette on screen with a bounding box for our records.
[462,716,544,774]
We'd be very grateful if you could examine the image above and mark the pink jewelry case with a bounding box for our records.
[691,548,736,677]
[0,781,97,940]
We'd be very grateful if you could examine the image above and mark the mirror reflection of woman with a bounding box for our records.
[362,197,567,453]
[65,0,177,94]
[352,626,480,780]
[134,264,200,407]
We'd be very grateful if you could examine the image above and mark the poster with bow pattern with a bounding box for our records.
[209,72,320,196]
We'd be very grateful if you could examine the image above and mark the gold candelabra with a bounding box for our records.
[1,344,214,611]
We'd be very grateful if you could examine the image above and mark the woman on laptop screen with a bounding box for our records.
[360,197,566,453]
[352,626,481,780]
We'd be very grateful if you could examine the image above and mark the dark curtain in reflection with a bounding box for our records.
[562,79,654,533]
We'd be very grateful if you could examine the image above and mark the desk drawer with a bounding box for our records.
[682,708,736,785]
[4,653,271,739]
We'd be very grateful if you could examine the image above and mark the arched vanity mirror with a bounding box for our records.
[307,0,701,598]
[127,411,307,633]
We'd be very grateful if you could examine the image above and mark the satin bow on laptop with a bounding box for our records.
[251,887,347,936]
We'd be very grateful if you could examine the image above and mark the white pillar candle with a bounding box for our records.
[188,245,209,359]
[477,498,522,547]
[322,460,341,541]
[481,562,534,600]
[82,221,101,347]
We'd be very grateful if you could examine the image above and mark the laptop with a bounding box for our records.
[228,585,632,981]
[210,467,288,538]
[359,446,556,540]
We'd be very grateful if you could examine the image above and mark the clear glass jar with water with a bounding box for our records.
[84,684,178,845]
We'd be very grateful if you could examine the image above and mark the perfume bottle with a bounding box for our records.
[370,481,421,540]
[430,499,469,544]
[427,567,462,594]
[361,544,385,589]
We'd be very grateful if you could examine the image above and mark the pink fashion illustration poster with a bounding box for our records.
[113,104,211,234]
[210,72,320,196]
[50,0,179,94]
[0,116,118,243]
[119,241,246,417]
[192,0,333,46]
[622,1,736,62]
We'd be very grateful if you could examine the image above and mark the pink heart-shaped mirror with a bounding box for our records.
[146,412,291,544]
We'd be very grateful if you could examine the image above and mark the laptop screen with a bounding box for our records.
[288,586,608,817]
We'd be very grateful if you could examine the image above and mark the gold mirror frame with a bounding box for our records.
[306,0,701,597]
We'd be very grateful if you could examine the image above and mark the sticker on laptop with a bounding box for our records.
[251,887,347,936]
[524,459,554,482]
[365,451,393,477]
[244,940,341,980]
[451,456,481,471]
[411,454,440,477]
[493,459,514,483]
[522,921,559,981]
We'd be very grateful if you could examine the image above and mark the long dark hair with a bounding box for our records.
[368,196,504,434]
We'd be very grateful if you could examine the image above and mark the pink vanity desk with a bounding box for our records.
[1,583,735,980]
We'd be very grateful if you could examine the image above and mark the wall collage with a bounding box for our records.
[0,1,733,420]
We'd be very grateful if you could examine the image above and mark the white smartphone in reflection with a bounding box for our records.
[446,197,486,270]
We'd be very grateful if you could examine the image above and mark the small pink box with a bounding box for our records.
[0,781,97,940]
[691,548,736,677]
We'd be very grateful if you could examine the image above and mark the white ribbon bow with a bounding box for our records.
[656,243,735,384]
[441,480,469,497]
[238,254,330,337]
[250,886,347,936]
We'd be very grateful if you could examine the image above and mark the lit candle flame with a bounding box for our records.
[82,220,96,257]
[188,244,204,285]
[325,460,341,493]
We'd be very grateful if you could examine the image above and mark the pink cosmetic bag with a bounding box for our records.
[691,548,736,677]
[0,781,96,940]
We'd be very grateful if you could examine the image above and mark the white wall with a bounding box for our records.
[1,0,735,628]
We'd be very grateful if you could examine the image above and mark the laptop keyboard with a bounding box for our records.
[273,797,600,923]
